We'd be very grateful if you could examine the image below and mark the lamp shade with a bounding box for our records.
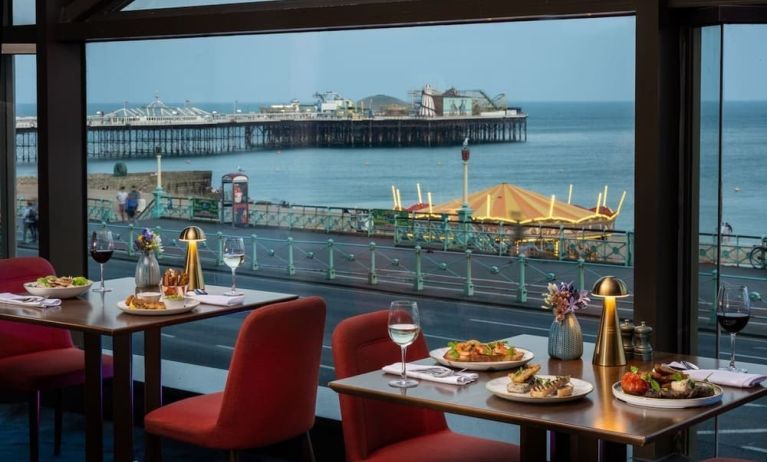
[179,226,206,242]
[591,276,628,298]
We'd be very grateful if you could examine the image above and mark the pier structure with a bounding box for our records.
[14,98,527,162]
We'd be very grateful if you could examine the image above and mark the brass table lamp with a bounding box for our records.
[591,276,629,367]
[180,226,206,290]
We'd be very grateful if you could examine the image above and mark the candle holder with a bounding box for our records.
[591,276,629,367]
[180,226,206,290]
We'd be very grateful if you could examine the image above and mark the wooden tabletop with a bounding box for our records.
[0,277,298,335]
[329,334,767,446]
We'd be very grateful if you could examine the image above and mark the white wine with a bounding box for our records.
[223,253,245,269]
[388,323,420,346]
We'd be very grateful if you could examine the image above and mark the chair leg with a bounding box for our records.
[54,389,63,455]
[228,449,240,462]
[28,391,40,462]
[300,432,316,462]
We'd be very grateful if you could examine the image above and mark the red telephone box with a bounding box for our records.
[221,173,249,227]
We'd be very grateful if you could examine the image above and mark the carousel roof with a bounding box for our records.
[419,183,622,225]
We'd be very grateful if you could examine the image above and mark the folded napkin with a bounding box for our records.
[683,369,766,388]
[382,363,478,385]
[0,293,62,308]
[190,293,245,306]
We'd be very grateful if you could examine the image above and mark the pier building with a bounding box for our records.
[14,96,527,162]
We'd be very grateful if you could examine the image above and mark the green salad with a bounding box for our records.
[35,275,91,287]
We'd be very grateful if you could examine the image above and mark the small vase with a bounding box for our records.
[548,313,584,360]
[135,251,161,292]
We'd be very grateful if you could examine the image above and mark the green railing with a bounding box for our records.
[83,221,767,339]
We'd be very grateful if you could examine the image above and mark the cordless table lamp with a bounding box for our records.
[180,226,206,290]
[591,276,629,366]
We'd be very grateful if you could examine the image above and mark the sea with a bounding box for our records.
[14,101,767,236]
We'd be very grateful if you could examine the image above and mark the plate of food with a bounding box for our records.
[117,294,200,316]
[24,275,92,298]
[612,364,722,408]
[486,364,593,403]
[429,339,533,371]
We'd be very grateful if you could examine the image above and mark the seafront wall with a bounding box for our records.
[17,170,213,203]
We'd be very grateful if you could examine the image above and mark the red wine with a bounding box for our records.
[717,313,750,334]
[90,250,113,264]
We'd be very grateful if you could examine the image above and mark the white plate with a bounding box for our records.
[487,375,593,403]
[611,382,723,408]
[117,299,200,316]
[24,281,92,299]
[429,347,534,371]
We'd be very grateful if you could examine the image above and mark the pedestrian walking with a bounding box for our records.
[116,186,128,221]
[22,201,38,243]
[126,186,140,220]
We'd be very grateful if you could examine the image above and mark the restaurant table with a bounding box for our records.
[0,277,297,462]
[329,334,767,462]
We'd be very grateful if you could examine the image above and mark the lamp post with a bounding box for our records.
[153,146,165,219]
[591,276,629,366]
[458,137,472,223]
[180,226,206,290]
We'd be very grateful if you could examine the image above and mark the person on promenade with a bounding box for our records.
[126,186,140,221]
[137,189,147,216]
[21,201,38,243]
[116,186,128,221]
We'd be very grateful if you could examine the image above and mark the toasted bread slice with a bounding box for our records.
[510,364,541,383]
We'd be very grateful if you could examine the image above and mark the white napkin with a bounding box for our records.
[382,363,478,385]
[683,369,767,388]
[190,293,245,306]
[0,293,62,308]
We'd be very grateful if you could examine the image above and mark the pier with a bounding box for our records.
[14,100,527,162]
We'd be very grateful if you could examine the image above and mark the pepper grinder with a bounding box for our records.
[633,321,653,361]
[620,319,635,359]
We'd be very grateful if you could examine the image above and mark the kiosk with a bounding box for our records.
[221,173,249,227]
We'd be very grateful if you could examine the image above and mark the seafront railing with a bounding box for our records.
[87,221,767,339]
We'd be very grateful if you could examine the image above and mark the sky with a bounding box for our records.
[12,18,767,105]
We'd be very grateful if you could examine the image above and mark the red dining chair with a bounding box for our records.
[332,310,521,462]
[0,256,114,462]
[144,296,327,462]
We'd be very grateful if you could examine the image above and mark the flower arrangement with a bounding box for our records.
[542,281,590,322]
[134,228,163,254]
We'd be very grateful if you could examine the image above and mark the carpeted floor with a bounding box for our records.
[0,402,305,462]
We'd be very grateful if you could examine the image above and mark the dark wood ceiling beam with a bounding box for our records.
[56,0,635,42]
[60,0,134,23]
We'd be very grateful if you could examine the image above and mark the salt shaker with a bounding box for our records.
[620,319,635,359]
[633,321,653,361]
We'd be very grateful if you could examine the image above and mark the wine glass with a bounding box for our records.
[89,228,114,292]
[387,300,421,388]
[717,283,751,372]
[223,237,245,296]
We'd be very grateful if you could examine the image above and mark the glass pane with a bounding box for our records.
[12,0,35,25]
[85,18,635,398]
[15,55,38,256]
[695,24,767,462]
[123,0,275,10]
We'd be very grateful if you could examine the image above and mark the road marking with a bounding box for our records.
[740,445,767,454]
[469,318,597,339]
[697,429,767,435]
[718,351,767,362]
[425,333,459,341]
[160,333,175,338]
[320,364,335,370]
[746,403,767,408]
[323,344,332,350]
[215,345,234,351]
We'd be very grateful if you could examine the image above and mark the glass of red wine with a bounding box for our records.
[717,283,750,372]
[90,228,114,293]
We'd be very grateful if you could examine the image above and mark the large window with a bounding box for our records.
[695,24,767,461]
[82,18,635,387]
[14,55,37,256]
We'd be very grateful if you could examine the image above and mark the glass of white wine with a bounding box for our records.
[388,300,421,388]
[223,237,245,296]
